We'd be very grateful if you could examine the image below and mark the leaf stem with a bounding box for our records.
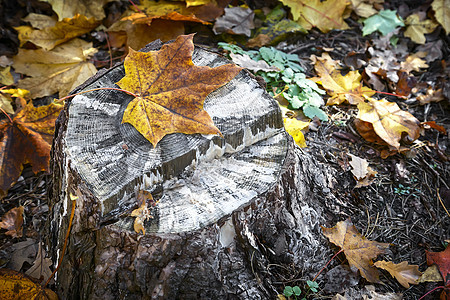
[417,285,446,300]
[312,249,343,281]
[0,107,13,123]
[128,0,145,14]
[57,87,139,103]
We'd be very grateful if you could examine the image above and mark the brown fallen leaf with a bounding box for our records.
[43,0,115,21]
[374,260,422,288]
[355,98,421,150]
[322,218,390,283]
[15,14,100,51]
[23,13,57,29]
[422,121,447,134]
[131,191,155,235]
[314,60,375,105]
[417,88,444,105]
[348,154,369,180]
[281,0,349,32]
[8,239,38,271]
[0,268,58,300]
[26,243,53,284]
[431,0,450,34]
[0,66,14,85]
[13,38,97,98]
[0,100,63,198]
[117,34,242,147]
[400,53,429,74]
[419,265,444,283]
[213,7,255,37]
[350,0,381,18]
[229,52,279,72]
[0,206,24,238]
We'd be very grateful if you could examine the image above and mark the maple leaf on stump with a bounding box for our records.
[116,34,242,147]
[322,218,390,283]
[0,100,63,198]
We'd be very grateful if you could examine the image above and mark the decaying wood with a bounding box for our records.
[47,40,337,299]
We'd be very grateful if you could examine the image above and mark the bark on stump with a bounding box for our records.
[47,40,333,299]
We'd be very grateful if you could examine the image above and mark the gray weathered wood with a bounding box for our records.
[47,40,333,299]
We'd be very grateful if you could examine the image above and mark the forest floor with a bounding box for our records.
[0,0,449,299]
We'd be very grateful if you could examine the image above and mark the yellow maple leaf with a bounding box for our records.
[116,34,242,147]
[322,218,390,283]
[355,98,420,149]
[15,14,100,51]
[404,13,439,44]
[314,60,375,105]
[0,268,58,300]
[374,260,422,288]
[13,39,97,98]
[280,0,350,32]
[283,118,309,148]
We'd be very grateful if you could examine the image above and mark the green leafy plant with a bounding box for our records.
[218,43,327,121]
[362,10,405,36]
[283,285,302,299]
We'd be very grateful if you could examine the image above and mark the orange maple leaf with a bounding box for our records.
[116,34,242,147]
[322,218,390,283]
[0,100,63,198]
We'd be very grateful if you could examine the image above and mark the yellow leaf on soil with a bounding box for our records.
[13,39,97,98]
[431,0,450,34]
[374,260,422,288]
[43,0,115,20]
[314,60,375,105]
[0,268,58,300]
[322,218,390,283]
[350,0,381,18]
[404,13,439,44]
[23,13,57,29]
[15,14,100,51]
[117,34,242,147]
[284,118,309,148]
[356,98,420,149]
[280,0,350,32]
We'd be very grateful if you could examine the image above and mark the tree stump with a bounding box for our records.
[47,40,333,299]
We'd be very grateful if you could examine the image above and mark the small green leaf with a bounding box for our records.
[362,10,404,36]
[303,104,328,121]
[307,280,319,292]
[292,286,302,296]
[284,286,294,297]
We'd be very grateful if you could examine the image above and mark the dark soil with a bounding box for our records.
[0,0,449,299]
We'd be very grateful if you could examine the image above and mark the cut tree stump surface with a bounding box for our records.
[47,40,333,299]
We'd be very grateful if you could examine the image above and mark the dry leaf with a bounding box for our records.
[419,265,444,283]
[0,94,14,115]
[117,34,241,147]
[404,13,439,44]
[7,239,37,271]
[13,38,97,98]
[431,0,450,34]
[213,7,255,37]
[0,100,63,198]
[284,118,309,148]
[229,53,279,72]
[43,0,115,20]
[25,243,53,284]
[422,121,447,134]
[322,218,390,283]
[23,13,57,29]
[426,246,450,285]
[348,153,369,180]
[15,14,100,51]
[131,191,155,235]
[355,98,420,149]
[350,0,380,18]
[0,268,58,300]
[314,59,375,105]
[124,11,208,26]
[0,66,14,86]
[354,166,377,188]
[400,53,428,74]
[280,0,350,32]
[417,88,444,105]
[0,206,24,238]
[374,260,422,288]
